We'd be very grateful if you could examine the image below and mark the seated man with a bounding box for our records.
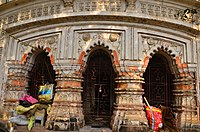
[161,106,179,132]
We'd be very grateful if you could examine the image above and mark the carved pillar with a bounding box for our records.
[0,37,6,108]
[3,61,27,111]
[173,77,198,128]
[46,68,84,131]
[111,69,148,131]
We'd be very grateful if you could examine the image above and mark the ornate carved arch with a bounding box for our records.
[141,36,187,79]
[23,45,55,74]
[20,35,58,68]
[143,50,175,106]
[22,45,56,98]
[143,46,179,79]
[78,41,120,75]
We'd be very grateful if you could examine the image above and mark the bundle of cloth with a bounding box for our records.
[145,106,163,131]
[145,105,179,132]
[9,112,28,126]
[9,84,54,130]
[15,103,50,130]
[144,97,178,132]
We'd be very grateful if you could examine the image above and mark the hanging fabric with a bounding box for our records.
[38,84,54,103]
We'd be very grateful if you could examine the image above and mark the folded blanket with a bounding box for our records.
[19,94,38,105]
[9,115,28,125]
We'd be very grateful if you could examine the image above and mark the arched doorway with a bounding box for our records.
[143,53,174,107]
[28,51,55,99]
[82,49,116,127]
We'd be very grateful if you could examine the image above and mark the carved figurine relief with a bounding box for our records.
[139,1,200,25]
[175,9,197,23]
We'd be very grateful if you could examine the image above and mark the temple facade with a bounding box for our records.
[0,0,200,131]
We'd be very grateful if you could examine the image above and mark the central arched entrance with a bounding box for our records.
[143,53,174,107]
[83,49,116,127]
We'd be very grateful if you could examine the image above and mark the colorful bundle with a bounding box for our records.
[145,106,163,131]
[38,84,54,103]
[144,97,163,131]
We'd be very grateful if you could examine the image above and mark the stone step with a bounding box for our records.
[79,126,112,132]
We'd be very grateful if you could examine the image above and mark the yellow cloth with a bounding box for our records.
[16,103,50,130]
[16,104,36,115]
[38,94,51,102]
[28,116,35,131]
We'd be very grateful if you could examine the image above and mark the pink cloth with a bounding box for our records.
[19,94,38,104]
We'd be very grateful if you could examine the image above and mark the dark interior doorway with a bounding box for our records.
[82,49,116,128]
[143,53,174,107]
[28,51,55,99]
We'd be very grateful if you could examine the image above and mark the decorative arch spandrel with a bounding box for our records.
[77,32,122,75]
[19,35,58,67]
[140,35,195,79]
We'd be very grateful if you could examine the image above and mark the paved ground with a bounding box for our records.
[13,122,200,132]
[14,126,50,132]
[14,125,112,132]
[13,125,200,132]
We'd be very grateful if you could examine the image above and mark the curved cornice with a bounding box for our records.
[0,0,34,12]
[4,15,200,35]
[1,0,199,11]
[1,0,199,35]
[168,0,200,7]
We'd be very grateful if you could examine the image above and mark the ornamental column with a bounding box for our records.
[46,66,84,131]
[173,77,198,128]
[3,61,27,111]
[172,57,199,128]
[111,66,148,131]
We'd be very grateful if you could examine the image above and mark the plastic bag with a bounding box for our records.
[145,106,163,131]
